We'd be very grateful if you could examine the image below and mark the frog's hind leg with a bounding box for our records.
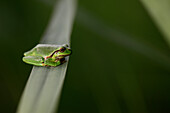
[23,56,45,66]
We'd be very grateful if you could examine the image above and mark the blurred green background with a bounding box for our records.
[1,0,170,113]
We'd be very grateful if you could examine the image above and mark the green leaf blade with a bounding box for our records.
[17,0,77,113]
[141,0,170,45]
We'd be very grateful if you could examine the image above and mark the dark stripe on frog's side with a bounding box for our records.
[49,50,60,57]
[44,50,60,59]
[46,47,70,58]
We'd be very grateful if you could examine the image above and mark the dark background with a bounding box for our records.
[1,0,170,113]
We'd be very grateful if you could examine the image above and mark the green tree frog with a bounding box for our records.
[22,44,72,67]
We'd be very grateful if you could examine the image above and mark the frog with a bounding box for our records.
[22,44,72,67]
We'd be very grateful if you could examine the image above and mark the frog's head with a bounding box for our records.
[52,44,72,58]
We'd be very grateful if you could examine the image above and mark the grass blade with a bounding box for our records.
[140,0,170,45]
[17,0,77,113]
[77,8,170,70]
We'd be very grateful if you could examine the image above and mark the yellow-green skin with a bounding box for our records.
[23,44,72,66]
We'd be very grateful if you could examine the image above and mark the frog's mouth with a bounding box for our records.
[59,53,71,57]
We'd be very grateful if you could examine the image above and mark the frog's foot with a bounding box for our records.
[42,62,46,66]
[55,58,66,64]
[54,58,60,62]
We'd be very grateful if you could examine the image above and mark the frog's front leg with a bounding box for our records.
[54,58,66,65]
[59,58,66,64]
[44,58,61,67]
[23,56,45,66]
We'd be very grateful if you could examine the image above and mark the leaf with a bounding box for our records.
[76,8,170,70]
[141,0,170,45]
[16,0,77,113]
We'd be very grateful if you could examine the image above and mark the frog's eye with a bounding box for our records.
[60,47,66,52]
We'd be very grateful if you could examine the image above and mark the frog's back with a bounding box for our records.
[24,44,61,57]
